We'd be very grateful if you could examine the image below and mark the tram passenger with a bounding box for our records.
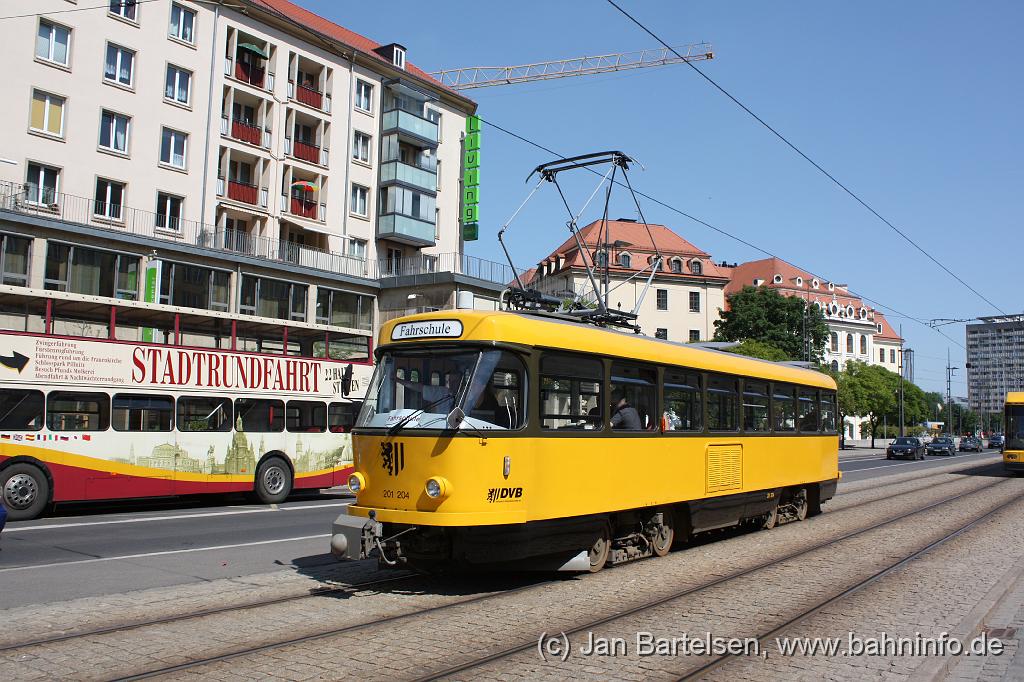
[610,391,642,430]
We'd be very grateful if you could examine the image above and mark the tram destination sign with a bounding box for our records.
[391,320,464,341]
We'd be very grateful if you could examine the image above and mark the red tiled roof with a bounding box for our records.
[248,0,470,103]
[725,257,859,303]
[874,312,903,342]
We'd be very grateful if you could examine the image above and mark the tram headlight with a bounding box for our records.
[348,472,366,493]
[425,476,451,499]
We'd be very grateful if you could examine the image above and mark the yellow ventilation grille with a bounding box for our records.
[706,444,742,493]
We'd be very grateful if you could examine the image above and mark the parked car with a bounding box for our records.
[927,436,957,456]
[959,436,983,452]
[988,435,1005,450]
[887,437,926,460]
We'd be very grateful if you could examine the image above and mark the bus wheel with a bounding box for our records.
[2,463,50,521]
[255,457,292,505]
[588,524,611,573]
[650,511,674,558]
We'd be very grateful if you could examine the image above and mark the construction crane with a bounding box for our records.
[429,43,713,91]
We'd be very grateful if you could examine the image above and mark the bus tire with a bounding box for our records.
[1,462,51,521]
[255,456,292,505]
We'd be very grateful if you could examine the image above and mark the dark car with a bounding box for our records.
[887,437,925,460]
[959,436,983,452]
[928,437,957,456]
[0,500,6,537]
[988,435,1005,450]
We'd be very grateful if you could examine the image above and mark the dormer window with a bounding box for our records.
[795,276,804,287]
[690,259,702,275]
[594,251,607,268]
[618,252,632,269]
[773,274,783,284]
[393,46,406,69]
[670,259,682,274]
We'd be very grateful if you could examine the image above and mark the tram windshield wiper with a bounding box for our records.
[386,394,458,436]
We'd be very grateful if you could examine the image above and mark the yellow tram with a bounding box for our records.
[331,310,839,572]
[1003,392,1024,475]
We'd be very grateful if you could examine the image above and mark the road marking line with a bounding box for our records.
[847,453,998,473]
[0,534,331,573]
[5,502,350,533]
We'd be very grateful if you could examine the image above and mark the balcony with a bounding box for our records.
[289,196,317,220]
[235,61,265,88]
[382,109,438,145]
[230,119,262,146]
[294,81,322,109]
[379,161,437,194]
[226,179,259,205]
[378,212,435,246]
[293,139,320,164]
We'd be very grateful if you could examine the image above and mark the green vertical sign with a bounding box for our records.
[462,115,481,241]
[141,261,161,342]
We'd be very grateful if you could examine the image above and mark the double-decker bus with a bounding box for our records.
[1004,392,1024,475]
[0,288,373,520]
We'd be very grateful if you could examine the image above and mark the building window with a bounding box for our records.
[0,234,31,286]
[350,183,369,217]
[165,65,192,105]
[689,329,701,342]
[109,0,138,22]
[656,289,668,310]
[435,159,442,190]
[156,192,183,231]
[594,251,607,268]
[830,359,839,373]
[378,186,435,222]
[315,287,373,331]
[160,127,188,168]
[879,347,885,363]
[169,3,196,43]
[846,333,854,354]
[618,253,631,268]
[690,259,703,275]
[689,291,700,313]
[426,108,442,142]
[30,90,65,137]
[392,46,406,69]
[26,162,59,204]
[352,131,371,163]
[830,332,838,352]
[890,349,896,364]
[36,20,70,66]
[670,259,682,274]
[655,328,668,340]
[348,238,366,260]
[239,275,307,321]
[860,334,867,355]
[104,43,135,87]
[355,80,373,112]
[99,110,130,153]
[158,261,229,311]
[44,243,139,300]
[94,178,125,220]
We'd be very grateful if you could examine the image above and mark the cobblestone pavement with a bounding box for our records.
[0,460,1013,681]
[943,569,1024,682]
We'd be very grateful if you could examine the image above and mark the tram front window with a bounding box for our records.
[1007,406,1024,451]
[357,349,526,431]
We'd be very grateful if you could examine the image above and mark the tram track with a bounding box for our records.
[84,475,1010,681]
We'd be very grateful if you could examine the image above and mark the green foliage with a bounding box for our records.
[828,361,932,446]
[714,286,829,361]
[725,339,790,362]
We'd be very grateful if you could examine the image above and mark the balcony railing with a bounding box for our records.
[381,108,438,144]
[0,181,369,280]
[289,196,317,219]
[294,81,323,109]
[378,213,436,246]
[234,61,265,88]
[379,160,437,193]
[226,179,259,205]
[293,139,320,164]
[374,252,521,286]
[230,118,262,146]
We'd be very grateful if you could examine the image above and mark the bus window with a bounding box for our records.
[329,402,361,433]
[663,368,702,432]
[707,374,739,431]
[287,401,326,432]
[609,362,657,431]
[798,388,820,432]
[820,391,837,433]
[47,391,110,431]
[235,398,285,432]
[773,384,797,432]
[540,354,602,430]
[0,389,45,431]
[743,381,770,432]
[462,351,527,430]
[112,394,173,432]
[177,396,232,432]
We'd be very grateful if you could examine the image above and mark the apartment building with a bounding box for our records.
[0,0,509,342]
[966,315,1024,414]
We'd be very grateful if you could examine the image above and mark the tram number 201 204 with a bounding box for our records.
[382,490,410,500]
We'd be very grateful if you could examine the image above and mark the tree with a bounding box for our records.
[830,361,933,447]
[714,286,829,361]
[726,339,790,362]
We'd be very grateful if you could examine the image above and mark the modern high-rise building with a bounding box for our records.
[966,314,1024,414]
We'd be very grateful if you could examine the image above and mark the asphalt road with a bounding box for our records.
[0,449,1005,609]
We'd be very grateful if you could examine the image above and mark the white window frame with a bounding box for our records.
[98,110,131,154]
[352,130,371,163]
[156,192,184,232]
[426,108,442,142]
[355,80,373,113]
[164,64,192,105]
[168,3,196,44]
[26,162,60,205]
[36,20,70,66]
[348,238,367,260]
[108,0,138,23]
[30,90,65,137]
[160,127,188,169]
[104,42,135,87]
[94,177,126,220]
[349,183,369,217]
[393,46,406,70]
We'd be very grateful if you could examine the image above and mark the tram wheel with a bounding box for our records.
[588,524,611,573]
[650,512,674,558]
[793,488,809,522]
[255,456,293,504]
[762,504,779,530]
[1,462,50,521]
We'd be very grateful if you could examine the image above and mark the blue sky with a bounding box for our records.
[307,0,1023,397]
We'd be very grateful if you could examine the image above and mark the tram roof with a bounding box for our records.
[1007,392,1024,405]
[379,310,836,390]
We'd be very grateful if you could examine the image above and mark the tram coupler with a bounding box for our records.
[330,509,383,561]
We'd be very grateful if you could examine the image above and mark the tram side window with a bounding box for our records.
[235,398,284,432]
[820,391,837,433]
[462,350,527,429]
[743,381,770,432]
[177,396,232,432]
[0,389,45,431]
[773,384,797,432]
[798,388,820,432]
[329,401,361,433]
[707,374,739,431]
[663,368,702,432]
[112,394,173,432]
[609,362,657,431]
[287,401,326,433]
[47,391,110,431]
[540,354,602,430]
